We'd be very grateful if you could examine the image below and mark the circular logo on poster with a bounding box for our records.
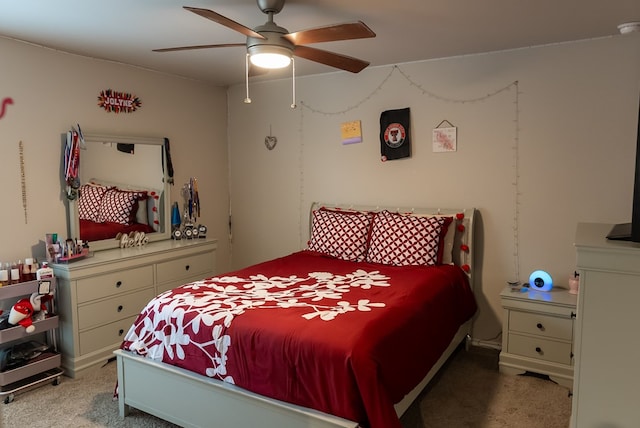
[384,123,406,148]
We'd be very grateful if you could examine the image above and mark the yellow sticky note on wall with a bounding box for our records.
[341,120,362,145]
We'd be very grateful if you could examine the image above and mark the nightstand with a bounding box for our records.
[499,286,577,388]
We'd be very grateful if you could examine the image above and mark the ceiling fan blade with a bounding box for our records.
[284,21,375,45]
[153,43,245,53]
[293,45,370,73]
[183,6,266,40]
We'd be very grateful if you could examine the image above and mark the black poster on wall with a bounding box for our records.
[379,107,411,161]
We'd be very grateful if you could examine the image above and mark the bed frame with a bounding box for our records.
[115,204,476,428]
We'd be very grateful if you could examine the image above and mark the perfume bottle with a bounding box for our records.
[10,261,21,285]
[23,258,35,282]
[0,263,8,287]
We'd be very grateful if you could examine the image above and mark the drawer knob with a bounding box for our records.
[535,346,542,354]
[536,323,544,330]
[119,329,124,336]
[185,265,190,271]
[117,305,124,312]
[116,281,122,288]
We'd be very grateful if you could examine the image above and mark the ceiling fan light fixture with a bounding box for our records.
[618,22,640,34]
[248,45,292,69]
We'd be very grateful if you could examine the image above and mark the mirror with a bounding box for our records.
[67,133,171,251]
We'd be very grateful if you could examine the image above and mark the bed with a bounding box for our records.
[76,179,161,243]
[114,203,478,428]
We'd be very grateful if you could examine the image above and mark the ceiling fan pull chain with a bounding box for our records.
[291,57,297,109]
[244,53,252,104]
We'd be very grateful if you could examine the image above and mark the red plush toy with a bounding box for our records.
[7,293,52,333]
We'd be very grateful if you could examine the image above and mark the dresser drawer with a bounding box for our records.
[509,310,572,341]
[78,287,154,330]
[79,315,138,355]
[508,333,572,365]
[156,272,215,295]
[76,265,154,303]
[156,251,214,284]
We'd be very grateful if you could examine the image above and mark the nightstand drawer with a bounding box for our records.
[78,287,155,330]
[508,333,572,365]
[156,252,214,284]
[509,311,572,341]
[77,265,154,303]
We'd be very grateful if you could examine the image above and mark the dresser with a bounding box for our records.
[499,286,576,388]
[52,239,217,377]
[572,223,640,427]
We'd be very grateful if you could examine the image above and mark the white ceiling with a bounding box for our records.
[1,0,639,87]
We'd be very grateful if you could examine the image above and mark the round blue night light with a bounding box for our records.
[529,270,553,291]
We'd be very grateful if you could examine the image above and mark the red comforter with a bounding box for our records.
[79,219,155,242]
[121,251,476,428]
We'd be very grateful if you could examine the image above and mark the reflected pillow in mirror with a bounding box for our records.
[98,189,147,225]
[78,183,110,222]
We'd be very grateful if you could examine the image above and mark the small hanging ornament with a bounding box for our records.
[264,125,277,150]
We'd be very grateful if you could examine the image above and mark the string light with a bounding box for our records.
[512,81,521,282]
[297,65,522,281]
[19,140,27,224]
[300,65,517,114]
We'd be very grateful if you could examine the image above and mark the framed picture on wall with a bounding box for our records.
[432,122,457,152]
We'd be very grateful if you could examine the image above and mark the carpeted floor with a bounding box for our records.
[0,346,571,427]
[401,346,572,427]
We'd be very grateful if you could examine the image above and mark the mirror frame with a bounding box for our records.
[67,133,171,251]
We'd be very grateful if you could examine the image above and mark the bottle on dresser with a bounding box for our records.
[36,262,54,280]
[0,257,42,286]
[0,262,8,286]
[9,261,21,285]
[22,258,36,282]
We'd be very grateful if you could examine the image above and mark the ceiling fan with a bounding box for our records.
[154,0,376,74]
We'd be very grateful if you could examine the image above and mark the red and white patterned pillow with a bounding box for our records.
[78,183,110,222]
[97,189,146,225]
[307,208,374,262]
[366,210,448,266]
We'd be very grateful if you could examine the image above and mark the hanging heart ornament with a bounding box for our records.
[264,135,277,150]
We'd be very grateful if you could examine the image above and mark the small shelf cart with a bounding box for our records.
[0,278,63,403]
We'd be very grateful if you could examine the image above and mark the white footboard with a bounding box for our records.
[115,320,470,428]
[115,349,359,428]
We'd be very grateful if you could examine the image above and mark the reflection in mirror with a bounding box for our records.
[67,133,171,251]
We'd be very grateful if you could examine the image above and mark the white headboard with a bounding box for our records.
[309,202,476,291]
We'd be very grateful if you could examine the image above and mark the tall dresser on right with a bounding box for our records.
[572,222,640,427]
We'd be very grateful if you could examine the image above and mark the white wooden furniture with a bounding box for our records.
[0,278,62,403]
[499,286,576,388]
[52,238,217,377]
[115,205,477,428]
[572,222,640,427]
[115,323,469,428]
